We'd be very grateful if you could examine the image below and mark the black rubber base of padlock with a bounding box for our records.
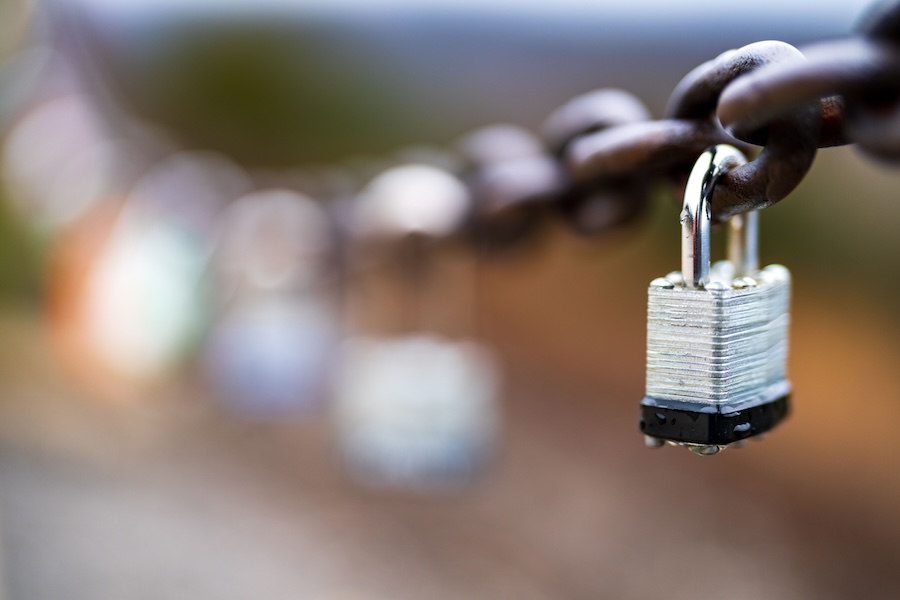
[639,394,790,446]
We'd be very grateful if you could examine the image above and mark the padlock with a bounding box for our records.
[640,145,791,455]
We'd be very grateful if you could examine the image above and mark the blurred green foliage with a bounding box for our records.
[0,187,44,305]
[97,18,437,165]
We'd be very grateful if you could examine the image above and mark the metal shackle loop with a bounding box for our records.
[681,145,748,289]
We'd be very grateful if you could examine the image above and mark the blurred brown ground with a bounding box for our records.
[0,147,897,600]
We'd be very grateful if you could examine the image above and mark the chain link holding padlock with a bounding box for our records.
[451,0,900,240]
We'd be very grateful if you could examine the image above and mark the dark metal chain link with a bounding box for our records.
[456,0,900,240]
[718,0,900,161]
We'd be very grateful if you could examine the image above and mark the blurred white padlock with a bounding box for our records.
[335,164,501,489]
[203,189,339,418]
[335,335,498,488]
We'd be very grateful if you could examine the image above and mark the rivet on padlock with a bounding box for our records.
[640,144,792,455]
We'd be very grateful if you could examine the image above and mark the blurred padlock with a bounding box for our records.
[336,335,498,488]
[335,164,500,489]
[640,145,791,455]
[203,189,339,418]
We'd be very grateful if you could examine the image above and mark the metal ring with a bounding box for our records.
[717,38,900,157]
[668,41,820,222]
[454,124,568,249]
[544,90,661,235]
[541,88,652,156]
[567,119,744,183]
[681,145,747,289]
[456,124,565,222]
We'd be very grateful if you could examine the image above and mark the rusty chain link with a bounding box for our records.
[455,0,900,239]
[718,0,900,162]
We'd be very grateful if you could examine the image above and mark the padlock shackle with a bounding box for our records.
[681,145,748,289]
[728,210,759,278]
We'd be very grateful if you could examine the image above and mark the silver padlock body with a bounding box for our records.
[641,262,791,445]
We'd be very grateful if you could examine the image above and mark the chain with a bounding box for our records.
[718,0,900,161]
[455,0,900,240]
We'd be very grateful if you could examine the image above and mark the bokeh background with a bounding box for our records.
[0,0,898,598]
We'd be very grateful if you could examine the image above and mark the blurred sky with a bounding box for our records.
[74,0,871,21]
[58,0,880,167]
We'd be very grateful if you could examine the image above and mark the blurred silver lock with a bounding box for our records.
[640,145,791,455]
[335,335,499,490]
